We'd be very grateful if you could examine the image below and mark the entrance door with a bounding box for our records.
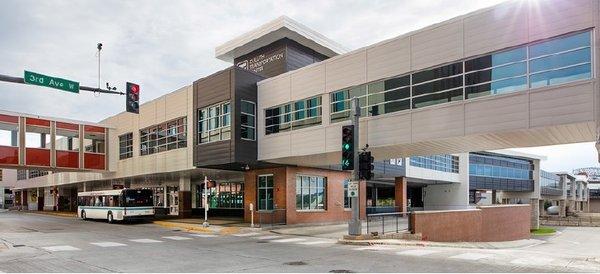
[168,187,179,215]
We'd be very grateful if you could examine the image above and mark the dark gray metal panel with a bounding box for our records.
[285,39,328,72]
[232,67,264,165]
[193,67,234,167]
[234,39,287,78]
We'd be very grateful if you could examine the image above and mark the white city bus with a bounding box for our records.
[77,189,154,223]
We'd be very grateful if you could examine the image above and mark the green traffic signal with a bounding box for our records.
[343,143,350,150]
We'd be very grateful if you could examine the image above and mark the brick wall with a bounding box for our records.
[410,204,531,242]
[244,166,366,225]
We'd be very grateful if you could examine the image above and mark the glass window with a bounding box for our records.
[198,102,230,144]
[412,88,463,109]
[266,96,322,135]
[119,133,133,159]
[140,117,186,155]
[410,155,459,173]
[240,100,256,141]
[257,175,274,211]
[296,175,327,210]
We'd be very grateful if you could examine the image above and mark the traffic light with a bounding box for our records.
[126,82,140,114]
[341,125,354,170]
[359,151,374,180]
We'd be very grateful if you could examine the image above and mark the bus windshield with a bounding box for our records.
[123,189,153,207]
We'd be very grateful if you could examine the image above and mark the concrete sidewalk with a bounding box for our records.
[153,218,260,235]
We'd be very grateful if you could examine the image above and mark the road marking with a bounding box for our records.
[397,249,439,256]
[232,232,261,237]
[129,239,163,243]
[354,245,395,251]
[189,234,218,238]
[449,253,492,261]
[162,236,192,241]
[254,235,282,240]
[511,257,554,266]
[297,240,335,245]
[42,245,81,252]
[271,237,306,243]
[90,242,127,247]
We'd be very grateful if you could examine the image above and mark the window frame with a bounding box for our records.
[295,174,327,211]
[265,96,322,135]
[118,132,133,160]
[197,101,231,144]
[240,100,256,141]
[140,117,187,156]
[257,174,274,211]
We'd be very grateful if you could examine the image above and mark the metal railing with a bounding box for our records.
[256,209,286,228]
[366,212,411,235]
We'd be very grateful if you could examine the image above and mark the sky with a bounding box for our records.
[0,0,597,172]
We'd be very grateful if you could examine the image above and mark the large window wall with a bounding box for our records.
[265,96,322,135]
[409,155,459,173]
[198,102,230,144]
[469,152,534,191]
[295,175,327,211]
[140,117,187,156]
[541,170,560,189]
[328,30,592,123]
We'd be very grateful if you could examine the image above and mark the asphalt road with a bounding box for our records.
[0,211,597,273]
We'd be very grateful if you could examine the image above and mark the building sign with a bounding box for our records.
[236,48,285,74]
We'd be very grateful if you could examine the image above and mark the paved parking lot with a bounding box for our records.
[0,211,599,272]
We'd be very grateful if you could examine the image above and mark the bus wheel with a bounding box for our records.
[107,212,114,223]
[81,211,86,220]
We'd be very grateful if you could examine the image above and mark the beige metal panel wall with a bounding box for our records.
[325,123,344,153]
[528,0,595,42]
[411,20,463,71]
[366,112,411,147]
[411,104,465,142]
[290,63,325,101]
[325,50,367,92]
[366,37,411,82]
[138,100,157,129]
[258,134,291,160]
[463,1,528,57]
[465,93,529,135]
[530,81,595,128]
[258,75,291,110]
[291,128,326,156]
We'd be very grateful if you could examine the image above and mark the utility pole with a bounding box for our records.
[202,176,209,227]
[348,96,362,236]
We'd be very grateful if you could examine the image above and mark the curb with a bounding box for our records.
[337,238,545,250]
[21,211,77,218]
[153,221,215,234]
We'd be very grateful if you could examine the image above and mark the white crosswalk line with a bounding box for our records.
[189,234,217,238]
[90,242,127,247]
[397,249,439,256]
[354,245,395,251]
[232,232,261,237]
[130,239,163,243]
[271,237,306,243]
[254,235,282,240]
[449,253,492,261]
[297,240,335,245]
[162,236,192,241]
[42,245,81,252]
[511,257,554,266]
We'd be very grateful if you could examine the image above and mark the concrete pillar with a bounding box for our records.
[492,190,497,204]
[83,182,87,192]
[559,200,566,217]
[191,183,197,209]
[178,177,192,218]
[394,177,407,212]
[531,198,540,230]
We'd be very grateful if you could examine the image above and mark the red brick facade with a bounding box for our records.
[410,204,531,242]
[244,166,366,225]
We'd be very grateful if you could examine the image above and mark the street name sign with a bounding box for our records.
[348,181,359,197]
[24,70,79,93]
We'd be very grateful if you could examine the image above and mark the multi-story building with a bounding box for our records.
[574,167,600,213]
[2,0,598,229]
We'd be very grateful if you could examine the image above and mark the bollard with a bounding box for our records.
[249,203,254,228]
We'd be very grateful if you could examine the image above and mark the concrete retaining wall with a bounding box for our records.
[410,204,531,242]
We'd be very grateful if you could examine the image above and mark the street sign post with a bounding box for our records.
[23,71,79,93]
[348,181,359,197]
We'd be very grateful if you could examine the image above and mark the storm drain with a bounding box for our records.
[172,229,181,232]
[284,261,307,266]
[329,270,354,273]
[256,240,268,243]
[12,244,25,248]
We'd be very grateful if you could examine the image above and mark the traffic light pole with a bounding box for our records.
[0,73,124,95]
[348,97,362,236]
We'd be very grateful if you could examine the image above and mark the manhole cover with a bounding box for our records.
[256,240,268,243]
[12,244,25,248]
[329,270,354,273]
[172,229,181,232]
[284,261,307,266]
